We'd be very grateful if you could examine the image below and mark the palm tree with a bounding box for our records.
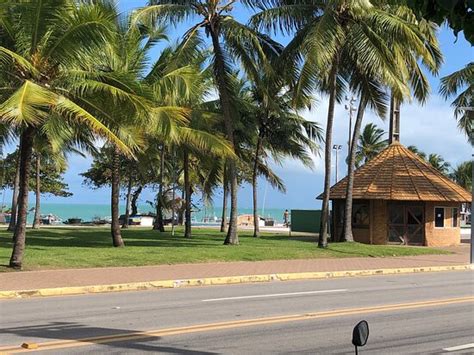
[250,0,366,247]
[251,0,438,246]
[0,1,137,268]
[450,161,472,191]
[81,14,159,247]
[355,124,387,167]
[242,51,322,237]
[134,0,281,245]
[439,62,473,145]
[142,38,235,237]
[80,12,195,245]
[342,5,441,243]
[407,145,427,160]
[428,153,451,175]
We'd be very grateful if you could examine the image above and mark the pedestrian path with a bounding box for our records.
[0,245,469,292]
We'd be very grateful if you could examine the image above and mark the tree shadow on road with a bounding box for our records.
[0,321,217,354]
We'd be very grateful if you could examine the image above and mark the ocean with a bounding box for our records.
[20,203,287,224]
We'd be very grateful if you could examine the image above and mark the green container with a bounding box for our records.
[290,210,322,233]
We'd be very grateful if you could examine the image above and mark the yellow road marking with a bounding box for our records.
[0,296,472,353]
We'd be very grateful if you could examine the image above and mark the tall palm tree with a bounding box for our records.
[450,161,472,191]
[355,124,387,167]
[428,153,451,175]
[0,0,137,268]
[134,0,281,245]
[439,62,473,145]
[251,0,371,247]
[251,0,438,246]
[143,37,235,237]
[242,49,322,237]
[80,14,161,246]
[343,5,441,243]
[250,100,321,237]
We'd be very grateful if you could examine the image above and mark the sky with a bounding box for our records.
[1,1,472,210]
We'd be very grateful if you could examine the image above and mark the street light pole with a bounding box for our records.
[345,96,357,163]
[333,145,342,183]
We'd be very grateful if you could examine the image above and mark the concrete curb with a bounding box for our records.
[0,264,472,299]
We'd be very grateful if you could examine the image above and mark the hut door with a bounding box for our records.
[388,205,424,245]
[406,206,424,245]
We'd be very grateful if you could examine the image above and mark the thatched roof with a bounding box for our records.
[318,142,471,202]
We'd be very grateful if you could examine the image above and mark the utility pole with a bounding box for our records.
[459,106,473,264]
[345,96,357,159]
[333,144,342,183]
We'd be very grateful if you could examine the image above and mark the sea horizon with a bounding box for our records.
[2,202,291,224]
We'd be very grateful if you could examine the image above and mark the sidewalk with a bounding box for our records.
[0,245,470,293]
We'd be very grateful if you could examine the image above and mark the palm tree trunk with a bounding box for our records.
[252,132,264,238]
[122,170,133,229]
[209,28,239,245]
[153,146,165,232]
[32,154,41,229]
[343,96,368,242]
[8,146,21,232]
[131,186,142,216]
[183,149,192,238]
[111,148,124,247]
[9,127,35,269]
[319,63,339,248]
[220,164,228,233]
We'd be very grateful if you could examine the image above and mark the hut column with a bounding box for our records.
[389,95,400,144]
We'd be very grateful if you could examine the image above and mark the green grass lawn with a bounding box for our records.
[0,227,449,271]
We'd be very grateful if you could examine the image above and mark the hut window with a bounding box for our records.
[435,207,444,227]
[352,203,369,228]
[452,208,458,227]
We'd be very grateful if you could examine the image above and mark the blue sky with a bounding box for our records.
[1,1,472,210]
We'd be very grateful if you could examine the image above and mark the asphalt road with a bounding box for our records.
[0,271,473,354]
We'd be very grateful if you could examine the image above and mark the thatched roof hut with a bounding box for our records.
[320,142,470,246]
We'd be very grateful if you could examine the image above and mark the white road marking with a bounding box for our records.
[202,289,348,302]
[443,343,474,352]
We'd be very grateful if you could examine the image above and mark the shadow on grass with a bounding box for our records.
[0,322,216,354]
[259,235,316,243]
[0,228,228,249]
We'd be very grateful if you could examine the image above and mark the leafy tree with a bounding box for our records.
[439,62,473,146]
[81,145,154,223]
[1,150,71,196]
[355,124,388,167]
